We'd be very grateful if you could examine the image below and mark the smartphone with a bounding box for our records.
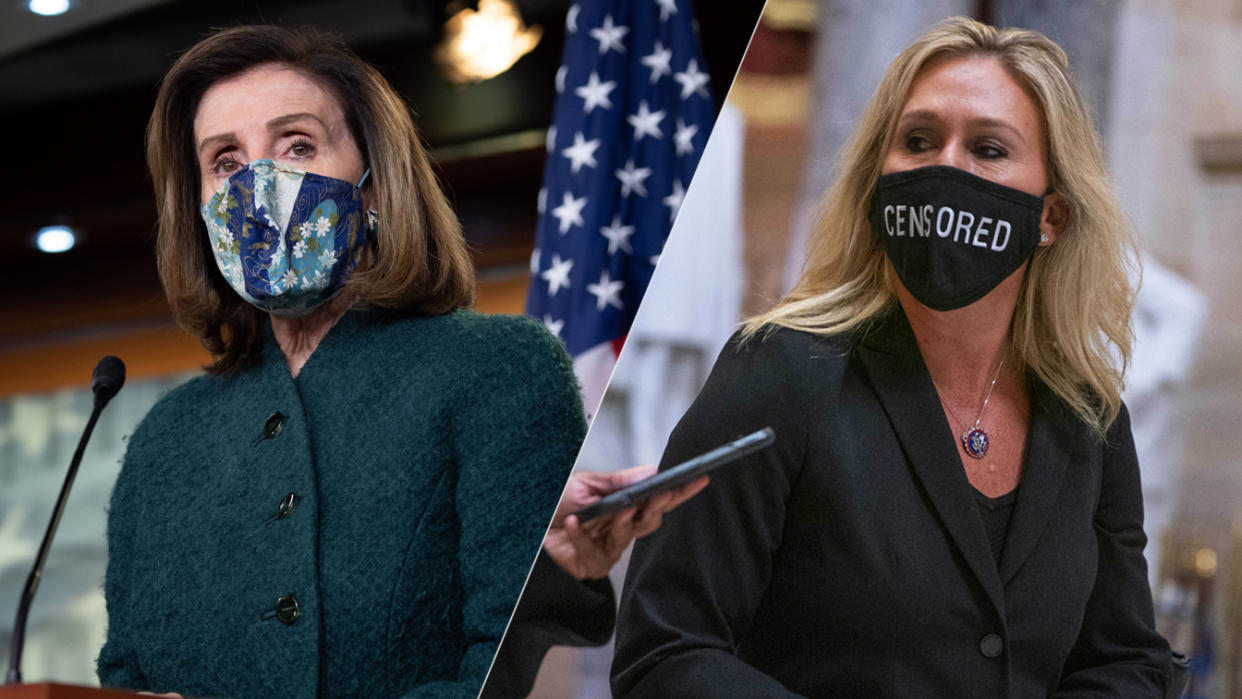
[572,427,776,522]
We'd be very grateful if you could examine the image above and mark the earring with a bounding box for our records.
[1040,233,1049,243]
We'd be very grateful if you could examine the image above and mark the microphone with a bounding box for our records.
[5,356,126,685]
[91,355,125,407]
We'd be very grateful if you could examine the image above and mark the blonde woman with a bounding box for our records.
[612,17,1171,697]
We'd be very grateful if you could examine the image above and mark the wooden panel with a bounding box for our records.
[0,273,531,399]
[473,274,530,314]
[0,325,208,398]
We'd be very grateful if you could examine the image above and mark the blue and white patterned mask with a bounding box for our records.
[200,159,377,316]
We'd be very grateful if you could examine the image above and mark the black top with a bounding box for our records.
[480,550,616,698]
[611,309,1171,698]
[973,486,1018,565]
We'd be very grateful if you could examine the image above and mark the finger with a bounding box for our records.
[637,513,664,538]
[619,474,710,530]
[551,495,574,525]
[578,511,613,536]
[610,464,658,487]
[604,506,639,550]
[556,514,597,579]
[554,471,609,522]
[565,511,620,579]
[572,468,643,497]
[567,514,608,551]
[556,466,661,525]
[610,505,637,529]
[632,509,664,538]
[663,475,710,510]
[588,465,658,496]
[632,495,673,537]
[636,489,676,520]
[629,475,709,538]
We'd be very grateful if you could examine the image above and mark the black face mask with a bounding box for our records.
[868,165,1045,311]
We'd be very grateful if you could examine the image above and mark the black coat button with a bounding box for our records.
[979,633,1004,658]
[277,492,298,519]
[263,412,286,439]
[275,594,300,625]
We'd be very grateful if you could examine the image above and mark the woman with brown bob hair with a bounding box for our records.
[96,24,586,698]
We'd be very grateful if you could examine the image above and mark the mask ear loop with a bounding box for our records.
[356,169,379,247]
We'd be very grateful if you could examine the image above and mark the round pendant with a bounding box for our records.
[962,428,989,459]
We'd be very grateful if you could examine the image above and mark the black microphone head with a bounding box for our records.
[91,355,126,404]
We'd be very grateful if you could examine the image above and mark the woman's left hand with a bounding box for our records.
[543,465,709,580]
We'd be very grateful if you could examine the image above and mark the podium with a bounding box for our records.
[0,685,140,698]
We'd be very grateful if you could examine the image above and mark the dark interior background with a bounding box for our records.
[0,0,764,391]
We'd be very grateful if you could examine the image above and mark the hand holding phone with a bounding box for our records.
[573,427,776,522]
[543,465,708,579]
[542,428,775,579]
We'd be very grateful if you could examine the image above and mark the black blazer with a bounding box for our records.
[612,310,1171,698]
[480,551,616,698]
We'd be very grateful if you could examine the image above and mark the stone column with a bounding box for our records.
[992,0,1120,136]
[786,0,975,290]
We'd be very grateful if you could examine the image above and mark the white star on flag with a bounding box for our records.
[575,71,616,113]
[628,101,665,141]
[543,315,565,338]
[551,192,588,234]
[599,215,636,255]
[562,131,602,173]
[674,59,710,100]
[615,159,653,197]
[546,125,557,152]
[662,179,685,222]
[530,249,540,274]
[674,118,698,156]
[641,41,673,83]
[537,187,547,214]
[655,0,678,22]
[541,254,574,295]
[590,14,628,55]
[527,0,716,384]
[587,270,625,310]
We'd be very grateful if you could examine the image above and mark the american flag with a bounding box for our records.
[526,0,715,414]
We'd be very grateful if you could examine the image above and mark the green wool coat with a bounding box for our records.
[96,309,586,698]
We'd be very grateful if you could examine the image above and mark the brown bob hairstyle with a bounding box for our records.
[148,24,475,375]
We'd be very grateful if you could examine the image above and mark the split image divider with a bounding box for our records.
[478,0,1227,696]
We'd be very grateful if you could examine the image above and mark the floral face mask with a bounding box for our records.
[200,159,377,316]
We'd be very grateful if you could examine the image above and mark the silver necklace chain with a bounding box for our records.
[934,354,1006,433]
[972,355,1005,430]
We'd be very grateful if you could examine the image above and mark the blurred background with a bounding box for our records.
[568,0,1242,697]
[0,0,763,686]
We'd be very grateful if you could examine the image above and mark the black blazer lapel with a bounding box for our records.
[998,381,1077,584]
[855,309,1006,617]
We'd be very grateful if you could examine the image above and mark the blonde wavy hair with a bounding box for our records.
[743,16,1136,435]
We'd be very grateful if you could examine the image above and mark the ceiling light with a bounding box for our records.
[36,226,76,253]
[28,0,70,16]
[434,0,542,84]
